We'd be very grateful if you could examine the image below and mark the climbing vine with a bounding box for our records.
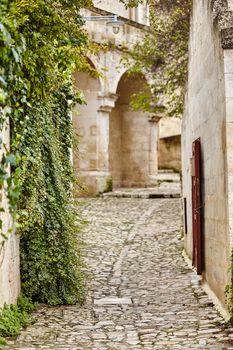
[0,0,93,304]
[121,0,192,117]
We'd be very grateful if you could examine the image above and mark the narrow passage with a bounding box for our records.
[6,197,233,349]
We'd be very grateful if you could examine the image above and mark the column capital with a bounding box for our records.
[98,93,119,112]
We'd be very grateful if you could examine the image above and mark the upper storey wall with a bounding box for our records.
[92,0,149,25]
[92,0,128,18]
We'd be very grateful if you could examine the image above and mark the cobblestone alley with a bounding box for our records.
[5,197,233,349]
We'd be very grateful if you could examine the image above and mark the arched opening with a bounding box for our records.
[109,72,158,188]
[72,60,101,194]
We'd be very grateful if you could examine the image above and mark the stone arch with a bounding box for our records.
[72,58,102,194]
[109,72,159,188]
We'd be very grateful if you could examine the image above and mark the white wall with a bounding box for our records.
[0,121,20,307]
[92,0,149,25]
[92,0,129,18]
[182,0,230,309]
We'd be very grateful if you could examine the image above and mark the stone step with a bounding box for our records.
[158,168,177,173]
[103,183,181,199]
[103,192,181,199]
[156,172,180,183]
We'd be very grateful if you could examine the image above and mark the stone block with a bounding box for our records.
[94,297,132,305]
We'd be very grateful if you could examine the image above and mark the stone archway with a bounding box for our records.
[109,72,159,189]
[72,60,102,195]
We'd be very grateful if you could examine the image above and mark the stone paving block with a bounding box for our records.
[94,297,132,305]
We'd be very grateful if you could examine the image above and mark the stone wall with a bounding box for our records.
[121,109,151,187]
[92,0,149,24]
[0,122,20,307]
[92,0,129,19]
[159,117,182,139]
[73,72,103,195]
[158,135,181,172]
[182,0,232,311]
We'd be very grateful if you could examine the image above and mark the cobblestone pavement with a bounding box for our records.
[5,197,233,350]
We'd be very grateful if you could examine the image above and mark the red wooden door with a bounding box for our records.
[192,138,202,275]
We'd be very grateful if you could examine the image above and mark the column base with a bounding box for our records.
[120,177,158,188]
[75,171,112,197]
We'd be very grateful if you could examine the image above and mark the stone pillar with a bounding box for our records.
[148,115,161,185]
[72,82,118,195]
[91,93,118,194]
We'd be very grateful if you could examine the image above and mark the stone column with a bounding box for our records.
[148,115,161,185]
[95,93,118,193]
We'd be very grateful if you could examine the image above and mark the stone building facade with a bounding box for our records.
[72,1,166,195]
[182,0,233,317]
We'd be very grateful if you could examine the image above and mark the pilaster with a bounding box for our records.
[148,115,162,185]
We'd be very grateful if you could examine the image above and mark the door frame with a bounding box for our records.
[191,138,203,275]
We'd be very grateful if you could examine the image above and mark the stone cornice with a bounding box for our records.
[211,0,233,48]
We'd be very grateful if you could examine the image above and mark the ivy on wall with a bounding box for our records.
[18,87,85,305]
[0,0,92,304]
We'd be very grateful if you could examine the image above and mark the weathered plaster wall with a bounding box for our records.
[0,122,20,307]
[92,0,149,25]
[73,71,103,194]
[159,117,182,139]
[159,135,181,172]
[182,0,230,309]
[92,0,129,18]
